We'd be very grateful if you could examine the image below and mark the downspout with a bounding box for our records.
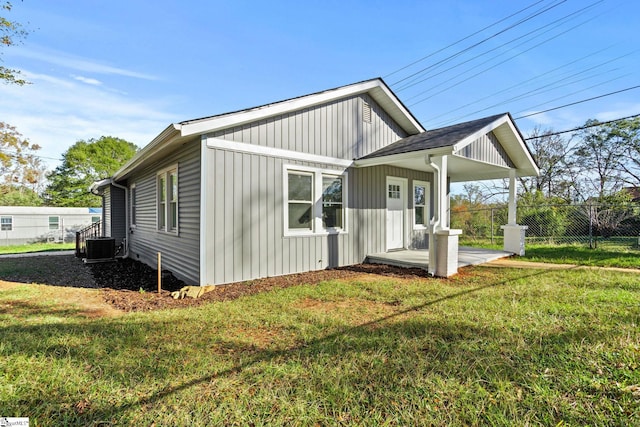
[109,180,130,259]
[426,155,440,277]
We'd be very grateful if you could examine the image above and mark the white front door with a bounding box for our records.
[386,177,406,250]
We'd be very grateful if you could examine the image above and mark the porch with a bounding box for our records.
[365,247,513,271]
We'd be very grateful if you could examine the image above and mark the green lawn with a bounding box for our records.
[0,242,75,255]
[1,266,639,425]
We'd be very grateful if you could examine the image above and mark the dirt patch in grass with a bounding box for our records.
[0,254,436,314]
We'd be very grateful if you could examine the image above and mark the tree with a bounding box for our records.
[520,126,574,201]
[0,184,41,205]
[1,1,30,85]
[0,122,46,203]
[45,136,138,207]
[611,117,640,187]
[570,119,629,200]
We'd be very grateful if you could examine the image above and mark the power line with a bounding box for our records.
[409,8,604,110]
[384,0,549,79]
[424,46,632,126]
[514,85,640,119]
[522,113,640,140]
[391,0,567,88]
[399,0,602,95]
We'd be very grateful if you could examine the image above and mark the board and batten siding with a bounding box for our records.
[458,131,514,168]
[210,94,408,160]
[201,144,432,286]
[125,140,201,285]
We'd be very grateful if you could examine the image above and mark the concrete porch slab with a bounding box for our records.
[365,247,513,271]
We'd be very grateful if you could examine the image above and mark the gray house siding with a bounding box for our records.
[201,145,432,286]
[125,140,201,285]
[210,94,408,160]
[350,165,432,255]
[102,186,126,246]
[458,132,514,168]
[103,187,111,237]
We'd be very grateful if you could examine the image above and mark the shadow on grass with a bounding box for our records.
[9,264,630,424]
[524,245,640,268]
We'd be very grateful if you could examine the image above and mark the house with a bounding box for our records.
[0,206,102,246]
[91,78,538,286]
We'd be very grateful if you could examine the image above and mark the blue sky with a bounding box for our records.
[1,0,639,169]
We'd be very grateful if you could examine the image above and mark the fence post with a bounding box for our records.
[589,203,593,249]
[490,208,494,245]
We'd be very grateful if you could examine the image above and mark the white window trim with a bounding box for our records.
[156,164,179,235]
[49,215,60,231]
[0,215,13,231]
[413,180,430,230]
[283,165,348,237]
[130,183,137,229]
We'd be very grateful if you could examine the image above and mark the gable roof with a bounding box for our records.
[359,113,506,160]
[355,113,539,181]
[111,78,425,181]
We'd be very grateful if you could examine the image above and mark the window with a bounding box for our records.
[322,175,342,229]
[169,171,178,232]
[413,181,429,228]
[285,167,347,234]
[157,167,178,233]
[130,184,137,226]
[91,216,101,223]
[49,216,60,230]
[388,184,401,199]
[287,172,313,230]
[1,216,12,231]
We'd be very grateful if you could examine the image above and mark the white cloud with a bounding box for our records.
[72,75,103,86]
[0,69,178,170]
[9,45,160,81]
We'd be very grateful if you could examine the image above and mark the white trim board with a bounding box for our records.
[207,137,354,168]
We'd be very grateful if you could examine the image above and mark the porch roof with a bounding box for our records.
[355,113,539,182]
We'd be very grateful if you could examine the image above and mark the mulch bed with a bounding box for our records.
[0,254,433,312]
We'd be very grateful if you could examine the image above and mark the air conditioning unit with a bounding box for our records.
[85,237,115,260]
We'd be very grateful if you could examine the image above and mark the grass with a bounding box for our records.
[522,244,640,268]
[459,238,640,269]
[1,266,639,425]
[0,242,75,255]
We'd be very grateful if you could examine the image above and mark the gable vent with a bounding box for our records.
[363,101,372,123]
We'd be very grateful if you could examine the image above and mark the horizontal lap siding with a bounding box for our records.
[210,94,407,160]
[127,140,201,285]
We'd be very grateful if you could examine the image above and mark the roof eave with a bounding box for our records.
[354,146,454,167]
[111,124,183,181]
[180,78,425,137]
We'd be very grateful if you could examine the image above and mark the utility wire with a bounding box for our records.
[514,85,640,119]
[523,113,640,139]
[409,10,604,109]
[391,0,567,88]
[424,46,631,125]
[400,0,602,95]
[384,0,548,79]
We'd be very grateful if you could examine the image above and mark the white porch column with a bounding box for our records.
[507,169,517,225]
[428,154,462,277]
[501,169,528,256]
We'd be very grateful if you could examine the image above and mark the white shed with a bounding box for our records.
[0,206,102,246]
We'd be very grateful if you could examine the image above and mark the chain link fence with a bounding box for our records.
[451,202,640,250]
